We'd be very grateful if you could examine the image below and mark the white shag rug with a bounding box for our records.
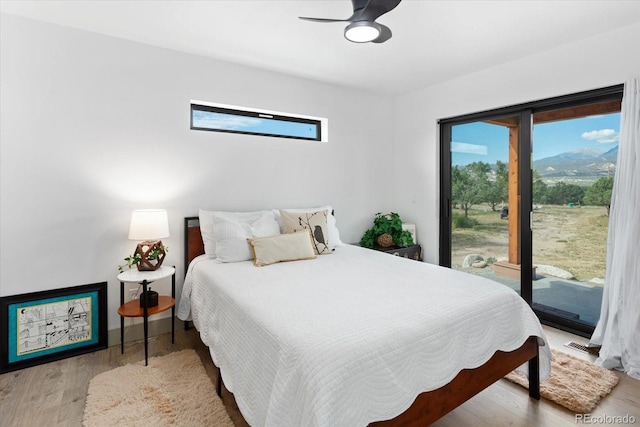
[83,349,234,426]
[505,349,619,413]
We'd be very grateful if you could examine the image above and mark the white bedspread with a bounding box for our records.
[178,245,550,427]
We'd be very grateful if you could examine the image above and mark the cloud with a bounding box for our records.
[451,142,488,155]
[193,111,262,130]
[581,129,619,144]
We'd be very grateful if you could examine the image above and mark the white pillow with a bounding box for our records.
[198,209,218,258]
[198,209,279,260]
[248,231,316,267]
[273,205,344,249]
[213,210,280,262]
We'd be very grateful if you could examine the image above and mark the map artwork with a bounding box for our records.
[17,297,92,355]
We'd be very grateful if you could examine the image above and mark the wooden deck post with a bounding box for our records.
[508,125,520,265]
[494,121,532,279]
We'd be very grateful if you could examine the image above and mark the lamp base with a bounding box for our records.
[134,240,166,271]
[139,290,159,308]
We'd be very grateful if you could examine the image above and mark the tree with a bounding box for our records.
[533,179,548,204]
[451,166,471,216]
[452,162,491,217]
[544,181,585,205]
[484,161,508,211]
[584,177,614,215]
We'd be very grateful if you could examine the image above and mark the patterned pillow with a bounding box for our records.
[279,210,332,255]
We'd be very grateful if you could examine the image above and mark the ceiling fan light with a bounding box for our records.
[344,21,381,43]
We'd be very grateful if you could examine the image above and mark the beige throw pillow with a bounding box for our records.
[279,209,332,255]
[248,231,316,267]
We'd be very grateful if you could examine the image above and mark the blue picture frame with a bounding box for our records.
[1,282,107,373]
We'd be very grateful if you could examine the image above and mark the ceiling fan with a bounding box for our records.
[299,0,402,44]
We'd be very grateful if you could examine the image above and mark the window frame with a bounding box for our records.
[190,101,325,142]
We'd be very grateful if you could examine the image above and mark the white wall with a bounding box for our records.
[393,22,640,264]
[0,14,395,331]
[4,13,639,335]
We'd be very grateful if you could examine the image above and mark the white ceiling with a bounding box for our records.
[2,0,640,96]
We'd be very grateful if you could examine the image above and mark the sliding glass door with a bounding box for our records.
[445,113,529,298]
[530,103,621,332]
[440,86,622,337]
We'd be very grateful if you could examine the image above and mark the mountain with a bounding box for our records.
[533,146,617,183]
[600,145,619,162]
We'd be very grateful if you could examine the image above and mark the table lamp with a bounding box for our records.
[128,209,169,271]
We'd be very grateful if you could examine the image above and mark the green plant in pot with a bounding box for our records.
[118,246,168,273]
[360,212,414,249]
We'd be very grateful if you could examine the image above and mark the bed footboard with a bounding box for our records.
[211,337,539,426]
[369,336,540,426]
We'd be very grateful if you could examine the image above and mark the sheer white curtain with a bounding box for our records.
[590,77,640,379]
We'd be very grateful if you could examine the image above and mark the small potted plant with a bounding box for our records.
[118,246,168,273]
[360,212,414,249]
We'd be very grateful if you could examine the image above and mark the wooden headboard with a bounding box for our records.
[184,216,204,272]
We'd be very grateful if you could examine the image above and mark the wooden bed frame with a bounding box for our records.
[183,216,541,426]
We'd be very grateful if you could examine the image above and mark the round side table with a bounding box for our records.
[117,265,175,366]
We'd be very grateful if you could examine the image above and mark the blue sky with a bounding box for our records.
[192,110,318,140]
[451,112,621,166]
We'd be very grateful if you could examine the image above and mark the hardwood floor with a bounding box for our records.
[434,326,640,427]
[1,325,638,426]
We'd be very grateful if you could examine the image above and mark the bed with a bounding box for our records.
[178,213,551,426]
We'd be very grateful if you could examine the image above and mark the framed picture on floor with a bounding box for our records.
[0,282,107,373]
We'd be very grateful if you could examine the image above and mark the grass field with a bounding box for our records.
[451,204,609,281]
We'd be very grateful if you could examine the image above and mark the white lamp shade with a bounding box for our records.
[128,209,170,240]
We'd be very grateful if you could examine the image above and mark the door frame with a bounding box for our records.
[438,84,623,337]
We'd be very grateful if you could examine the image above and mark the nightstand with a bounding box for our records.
[373,244,422,261]
[117,265,175,366]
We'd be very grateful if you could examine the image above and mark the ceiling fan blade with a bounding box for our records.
[299,16,350,23]
[371,23,392,43]
[359,0,402,22]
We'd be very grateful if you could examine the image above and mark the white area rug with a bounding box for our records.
[83,349,233,426]
[505,349,619,413]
